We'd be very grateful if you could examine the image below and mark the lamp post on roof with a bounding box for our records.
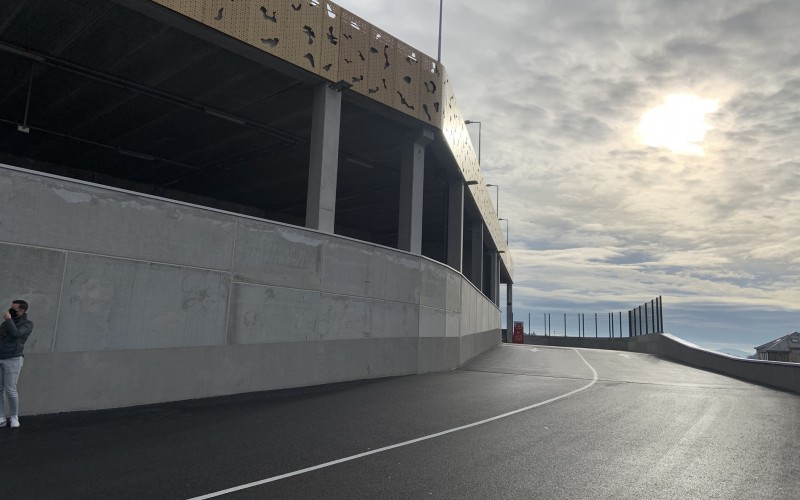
[438,0,443,62]
[464,120,482,164]
[499,218,509,245]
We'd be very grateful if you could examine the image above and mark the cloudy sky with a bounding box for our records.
[334,0,799,354]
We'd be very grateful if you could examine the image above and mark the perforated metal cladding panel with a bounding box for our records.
[440,68,505,254]
[367,27,396,107]
[245,0,288,59]
[203,0,251,40]
[152,0,205,21]
[394,41,420,119]
[441,68,470,175]
[318,2,341,82]
[338,9,370,95]
[283,0,324,75]
[144,0,507,267]
[418,54,442,129]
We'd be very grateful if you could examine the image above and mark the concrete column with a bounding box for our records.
[506,282,513,337]
[470,221,483,290]
[495,259,501,307]
[488,251,500,306]
[492,253,500,307]
[398,129,434,253]
[446,179,465,271]
[306,83,342,233]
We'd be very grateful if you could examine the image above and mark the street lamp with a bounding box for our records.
[438,0,443,62]
[486,183,499,217]
[499,218,509,245]
[464,120,481,164]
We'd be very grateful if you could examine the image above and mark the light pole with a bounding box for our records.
[464,120,481,164]
[499,218,509,245]
[438,0,443,62]
[486,183,499,217]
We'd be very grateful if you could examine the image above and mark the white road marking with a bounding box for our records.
[189,349,599,499]
[618,353,631,359]
[529,348,540,353]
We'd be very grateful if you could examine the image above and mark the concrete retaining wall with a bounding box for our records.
[526,333,800,394]
[655,334,800,395]
[0,165,500,415]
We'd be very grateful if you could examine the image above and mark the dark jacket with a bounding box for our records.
[0,314,33,359]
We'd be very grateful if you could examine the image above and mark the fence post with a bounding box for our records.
[659,296,664,332]
[628,310,632,337]
[651,299,656,334]
[639,305,643,336]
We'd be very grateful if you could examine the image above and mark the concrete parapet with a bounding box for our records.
[526,333,800,394]
[1,164,500,415]
[658,334,800,395]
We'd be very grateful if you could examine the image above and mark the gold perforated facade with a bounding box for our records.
[150,0,509,269]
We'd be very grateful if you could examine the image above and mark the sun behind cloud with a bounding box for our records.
[636,94,718,156]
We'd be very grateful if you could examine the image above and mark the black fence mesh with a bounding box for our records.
[535,296,664,338]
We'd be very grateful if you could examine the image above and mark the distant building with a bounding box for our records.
[754,332,800,363]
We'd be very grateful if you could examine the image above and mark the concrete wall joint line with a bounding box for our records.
[0,239,229,274]
[50,251,69,353]
[223,222,240,346]
[229,280,429,307]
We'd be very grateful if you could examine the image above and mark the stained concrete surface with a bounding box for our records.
[3,166,500,414]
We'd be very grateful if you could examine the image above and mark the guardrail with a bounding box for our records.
[536,296,664,338]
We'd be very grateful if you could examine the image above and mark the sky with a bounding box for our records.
[332,0,800,354]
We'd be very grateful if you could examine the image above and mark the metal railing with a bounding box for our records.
[532,296,664,338]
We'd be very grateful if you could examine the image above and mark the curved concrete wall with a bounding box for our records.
[652,334,800,395]
[526,333,800,394]
[0,164,500,415]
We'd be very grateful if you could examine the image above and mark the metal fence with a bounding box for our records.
[531,296,664,338]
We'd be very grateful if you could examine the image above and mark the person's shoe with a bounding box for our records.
[0,418,6,427]
[9,417,20,428]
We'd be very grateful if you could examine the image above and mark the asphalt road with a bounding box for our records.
[3,345,798,499]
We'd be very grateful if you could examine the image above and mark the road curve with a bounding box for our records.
[3,344,798,499]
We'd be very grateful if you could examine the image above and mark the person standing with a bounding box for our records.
[0,300,33,428]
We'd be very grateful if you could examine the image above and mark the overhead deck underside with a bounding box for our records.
[0,0,501,273]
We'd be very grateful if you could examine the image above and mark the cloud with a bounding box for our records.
[334,0,800,349]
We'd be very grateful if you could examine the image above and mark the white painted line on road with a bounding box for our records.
[618,353,631,359]
[529,348,541,352]
[189,349,599,500]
